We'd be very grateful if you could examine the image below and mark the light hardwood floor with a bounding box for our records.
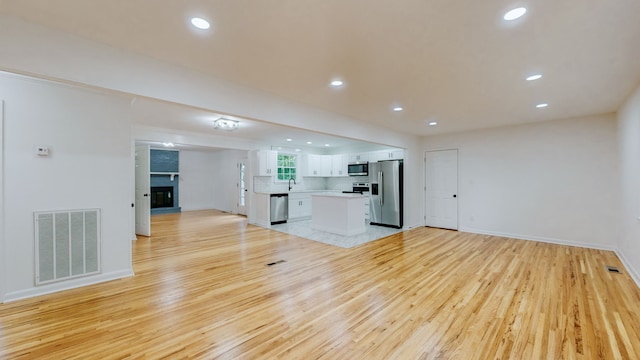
[1,210,640,359]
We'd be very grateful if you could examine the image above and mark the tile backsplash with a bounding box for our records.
[328,175,369,190]
[253,175,368,193]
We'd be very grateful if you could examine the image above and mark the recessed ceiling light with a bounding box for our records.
[536,103,549,108]
[504,7,527,21]
[306,141,312,145]
[393,106,404,112]
[324,144,330,147]
[428,121,438,126]
[330,80,344,87]
[191,17,210,30]
[286,138,292,142]
[526,74,542,81]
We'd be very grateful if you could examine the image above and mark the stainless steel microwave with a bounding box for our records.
[348,162,368,176]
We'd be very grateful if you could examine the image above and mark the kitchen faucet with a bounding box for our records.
[288,178,296,191]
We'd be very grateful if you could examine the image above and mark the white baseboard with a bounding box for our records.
[180,206,216,212]
[402,222,422,231]
[458,226,640,289]
[2,269,135,303]
[458,227,618,251]
[614,249,640,289]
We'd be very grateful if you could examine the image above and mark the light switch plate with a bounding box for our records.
[35,146,49,156]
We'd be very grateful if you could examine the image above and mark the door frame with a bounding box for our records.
[0,100,6,302]
[424,148,460,230]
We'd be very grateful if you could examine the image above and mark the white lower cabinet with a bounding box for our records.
[288,193,312,220]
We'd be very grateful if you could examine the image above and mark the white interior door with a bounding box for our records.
[237,158,247,215]
[135,145,151,236]
[425,149,458,230]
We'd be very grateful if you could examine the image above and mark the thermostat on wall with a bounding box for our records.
[35,146,50,156]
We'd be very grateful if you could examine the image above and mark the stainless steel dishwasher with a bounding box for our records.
[270,193,288,225]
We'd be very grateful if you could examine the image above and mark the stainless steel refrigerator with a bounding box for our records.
[369,159,403,228]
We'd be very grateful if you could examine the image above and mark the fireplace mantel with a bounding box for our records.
[150,172,179,181]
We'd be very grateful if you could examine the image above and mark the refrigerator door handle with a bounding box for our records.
[380,171,384,206]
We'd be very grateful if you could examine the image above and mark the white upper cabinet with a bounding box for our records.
[348,152,369,163]
[306,154,347,177]
[258,150,278,176]
[369,149,404,162]
[304,149,402,177]
[306,154,330,177]
[331,154,348,176]
[321,156,333,176]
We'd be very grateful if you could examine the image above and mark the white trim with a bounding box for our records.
[0,100,5,302]
[458,227,618,251]
[130,137,137,241]
[2,269,134,303]
[614,249,640,289]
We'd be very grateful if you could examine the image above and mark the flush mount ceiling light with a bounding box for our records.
[286,138,293,142]
[536,103,549,108]
[428,121,438,126]
[213,118,240,131]
[526,74,542,81]
[306,141,312,145]
[330,80,344,87]
[324,144,330,147]
[504,7,527,21]
[393,106,404,112]
[162,142,175,147]
[191,17,210,30]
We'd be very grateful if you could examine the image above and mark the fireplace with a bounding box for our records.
[151,186,174,209]
[150,174,181,214]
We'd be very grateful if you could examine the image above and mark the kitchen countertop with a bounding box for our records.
[254,190,342,195]
[311,192,366,198]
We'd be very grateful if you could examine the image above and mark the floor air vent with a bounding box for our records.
[35,209,101,285]
[267,260,286,266]
[606,265,621,273]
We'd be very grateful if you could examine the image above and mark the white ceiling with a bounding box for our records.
[131,96,386,152]
[2,0,640,138]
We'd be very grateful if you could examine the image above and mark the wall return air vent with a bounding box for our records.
[34,209,101,285]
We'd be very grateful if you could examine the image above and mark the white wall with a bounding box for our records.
[0,73,134,302]
[210,150,250,213]
[178,149,249,213]
[179,150,217,211]
[423,114,620,249]
[617,83,640,285]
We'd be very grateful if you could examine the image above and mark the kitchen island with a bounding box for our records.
[311,193,366,236]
